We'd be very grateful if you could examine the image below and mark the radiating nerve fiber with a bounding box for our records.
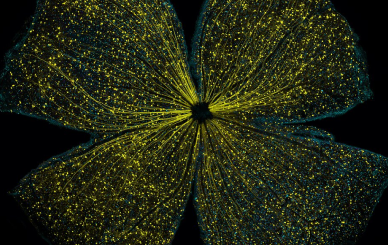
[1,0,199,134]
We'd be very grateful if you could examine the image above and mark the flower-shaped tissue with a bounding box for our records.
[1,0,387,244]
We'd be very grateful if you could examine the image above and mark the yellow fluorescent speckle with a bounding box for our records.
[0,0,387,244]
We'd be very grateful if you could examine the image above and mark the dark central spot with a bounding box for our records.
[190,102,213,123]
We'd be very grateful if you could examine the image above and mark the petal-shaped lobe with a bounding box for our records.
[191,0,370,123]
[1,0,197,133]
[10,120,200,244]
[194,120,388,243]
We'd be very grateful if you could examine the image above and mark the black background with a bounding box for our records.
[0,0,386,244]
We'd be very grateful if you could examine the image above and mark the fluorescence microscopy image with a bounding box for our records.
[0,0,387,244]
